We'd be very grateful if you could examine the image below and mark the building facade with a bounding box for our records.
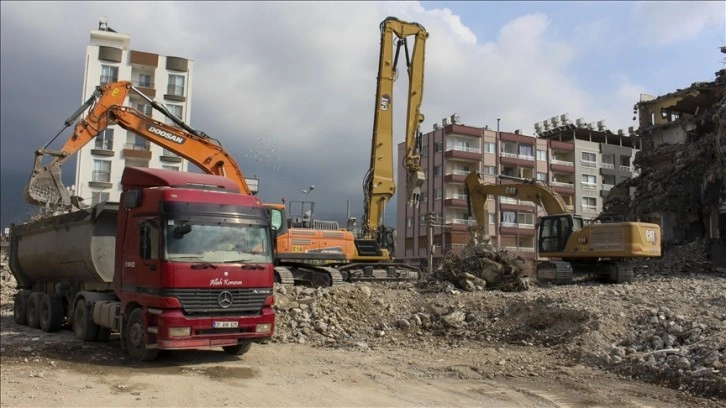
[73,22,193,205]
[396,114,639,272]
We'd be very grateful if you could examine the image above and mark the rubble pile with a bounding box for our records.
[0,261,17,307]
[423,242,531,292]
[632,238,715,276]
[270,275,726,398]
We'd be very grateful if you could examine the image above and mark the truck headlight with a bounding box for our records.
[255,323,272,333]
[169,327,191,337]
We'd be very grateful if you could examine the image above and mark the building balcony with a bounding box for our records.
[444,147,481,161]
[601,162,615,170]
[500,224,535,236]
[500,152,535,167]
[581,182,598,192]
[130,50,160,67]
[550,161,575,173]
[132,82,156,99]
[551,181,574,188]
[123,143,152,160]
[581,159,598,168]
[447,218,476,232]
[444,170,469,183]
[553,183,575,195]
[444,195,468,207]
[550,140,574,151]
[582,205,598,213]
[160,149,182,163]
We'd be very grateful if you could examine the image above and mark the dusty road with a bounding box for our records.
[0,314,716,408]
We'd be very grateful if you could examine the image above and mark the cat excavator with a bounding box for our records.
[464,171,662,284]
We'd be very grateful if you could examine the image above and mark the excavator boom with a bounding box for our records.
[24,81,252,210]
[464,171,569,244]
[361,16,428,251]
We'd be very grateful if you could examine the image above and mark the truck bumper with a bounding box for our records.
[151,307,275,350]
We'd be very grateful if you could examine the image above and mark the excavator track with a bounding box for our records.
[336,263,422,283]
[280,264,344,288]
[536,261,573,285]
[608,262,634,284]
[274,266,295,285]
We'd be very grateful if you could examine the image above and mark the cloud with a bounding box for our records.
[631,1,725,46]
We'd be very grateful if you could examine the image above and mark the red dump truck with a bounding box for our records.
[9,167,280,361]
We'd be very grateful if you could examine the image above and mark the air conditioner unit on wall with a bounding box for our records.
[576,118,586,128]
[442,118,449,126]
[433,123,440,130]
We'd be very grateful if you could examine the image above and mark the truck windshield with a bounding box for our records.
[164,220,271,264]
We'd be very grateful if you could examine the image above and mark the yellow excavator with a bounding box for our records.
[360,16,428,255]
[464,171,661,284]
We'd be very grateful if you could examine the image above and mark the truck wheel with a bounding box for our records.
[13,292,29,325]
[125,308,159,362]
[39,294,64,333]
[222,342,252,356]
[26,292,41,329]
[73,299,99,341]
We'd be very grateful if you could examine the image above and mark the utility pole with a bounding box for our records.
[496,118,501,250]
[421,212,451,273]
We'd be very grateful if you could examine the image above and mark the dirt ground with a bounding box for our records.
[1,262,725,407]
[0,315,717,408]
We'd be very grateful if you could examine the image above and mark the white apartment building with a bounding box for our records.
[73,21,194,205]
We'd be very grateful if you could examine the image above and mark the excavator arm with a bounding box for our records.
[25,81,252,210]
[361,16,428,248]
[464,171,570,244]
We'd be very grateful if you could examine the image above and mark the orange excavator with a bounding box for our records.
[464,171,662,284]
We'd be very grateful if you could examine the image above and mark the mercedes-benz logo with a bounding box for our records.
[217,291,233,308]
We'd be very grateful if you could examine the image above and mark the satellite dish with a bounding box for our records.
[99,16,109,30]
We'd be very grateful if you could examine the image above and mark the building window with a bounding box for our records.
[91,191,110,205]
[433,165,441,176]
[582,174,597,185]
[168,74,185,96]
[501,211,516,225]
[484,142,496,153]
[517,212,534,226]
[420,190,427,202]
[434,141,443,153]
[406,216,413,227]
[165,104,183,124]
[581,152,597,167]
[518,144,533,158]
[483,166,496,175]
[92,160,111,182]
[162,165,179,171]
[100,65,118,85]
[582,196,597,211]
[138,74,153,88]
[536,149,547,161]
[162,148,179,158]
[130,134,150,150]
[434,188,441,200]
[136,103,152,116]
[488,213,495,224]
[94,129,114,150]
[421,145,428,158]
[536,172,547,181]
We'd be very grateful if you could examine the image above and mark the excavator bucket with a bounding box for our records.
[23,151,71,208]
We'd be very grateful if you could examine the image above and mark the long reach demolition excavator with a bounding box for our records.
[464,171,662,284]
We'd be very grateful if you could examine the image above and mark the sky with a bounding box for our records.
[1,1,724,230]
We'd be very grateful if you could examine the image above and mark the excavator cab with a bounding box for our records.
[538,214,584,253]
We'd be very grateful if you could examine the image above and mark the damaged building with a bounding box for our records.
[602,65,726,267]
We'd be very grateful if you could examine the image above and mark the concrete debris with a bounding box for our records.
[424,242,531,292]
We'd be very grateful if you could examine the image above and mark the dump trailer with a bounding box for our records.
[10,167,278,361]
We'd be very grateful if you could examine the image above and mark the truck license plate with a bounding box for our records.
[213,321,238,329]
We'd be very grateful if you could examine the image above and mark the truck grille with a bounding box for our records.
[160,288,271,316]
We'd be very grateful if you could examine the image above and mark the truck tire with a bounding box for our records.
[26,292,42,329]
[125,308,159,362]
[13,292,29,325]
[39,294,64,333]
[73,299,99,341]
[222,342,252,356]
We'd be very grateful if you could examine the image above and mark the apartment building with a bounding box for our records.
[395,113,639,272]
[73,20,193,205]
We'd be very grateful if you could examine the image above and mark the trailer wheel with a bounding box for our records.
[39,294,63,333]
[13,292,29,325]
[222,342,252,356]
[26,292,41,329]
[73,299,99,341]
[125,308,159,362]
